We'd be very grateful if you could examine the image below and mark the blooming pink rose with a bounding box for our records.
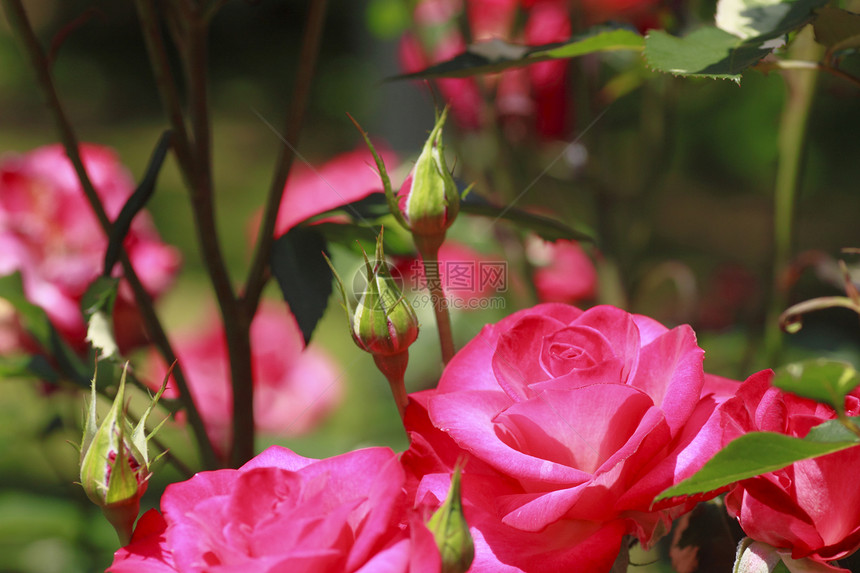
[717,371,860,571]
[109,445,441,572]
[528,238,597,304]
[149,303,341,456]
[0,144,180,350]
[404,303,735,571]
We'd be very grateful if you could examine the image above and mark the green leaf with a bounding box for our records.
[103,130,172,274]
[655,420,860,501]
[390,25,643,81]
[534,28,645,59]
[81,277,121,361]
[813,6,860,57]
[773,359,860,415]
[81,276,120,318]
[460,194,594,243]
[716,0,828,41]
[0,273,89,386]
[270,227,333,345]
[0,354,59,383]
[644,27,773,82]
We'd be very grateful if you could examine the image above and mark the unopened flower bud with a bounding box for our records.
[79,363,167,545]
[325,229,418,420]
[427,465,474,573]
[400,109,460,241]
[326,229,418,358]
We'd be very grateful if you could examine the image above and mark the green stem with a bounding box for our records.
[764,26,823,366]
[180,8,255,467]
[414,234,456,365]
[243,0,329,316]
[1,0,218,469]
[372,351,410,426]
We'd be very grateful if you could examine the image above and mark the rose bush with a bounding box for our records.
[148,303,340,456]
[717,371,860,572]
[109,445,440,572]
[0,144,180,350]
[404,303,737,571]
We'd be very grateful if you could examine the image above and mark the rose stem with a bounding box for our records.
[415,234,456,365]
[1,0,219,469]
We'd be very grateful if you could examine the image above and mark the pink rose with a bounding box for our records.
[404,303,734,571]
[718,371,860,571]
[149,303,341,456]
[0,144,180,350]
[109,446,441,572]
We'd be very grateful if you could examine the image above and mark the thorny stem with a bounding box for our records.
[764,27,823,365]
[1,0,219,470]
[242,0,329,316]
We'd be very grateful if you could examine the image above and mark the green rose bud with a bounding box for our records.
[401,108,460,240]
[327,229,419,358]
[325,229,418,420]
[79,363,167,545]
[427,464,474,573]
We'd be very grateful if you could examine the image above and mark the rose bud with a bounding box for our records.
[349,110,463,254]
[427,465,474,573]
[400,108,460,243]
[325,229,418,420]
[79,363,167,545]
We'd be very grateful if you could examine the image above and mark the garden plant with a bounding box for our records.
[1,0,860,571]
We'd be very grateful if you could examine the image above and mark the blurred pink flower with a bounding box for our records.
[110,446,440,572]
[0,144,180,350]
[576,0,665,30]
[400,0,572,140]
[149,302,341,455]
[528,238,597,304]
[274,146,400,235]
[396,242,503,309]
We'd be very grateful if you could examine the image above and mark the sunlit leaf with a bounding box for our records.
[655,420,860,501]
[644,27,772,83]
[773,359,860,415]
[716,0,827,41]
[81,277,121,361]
